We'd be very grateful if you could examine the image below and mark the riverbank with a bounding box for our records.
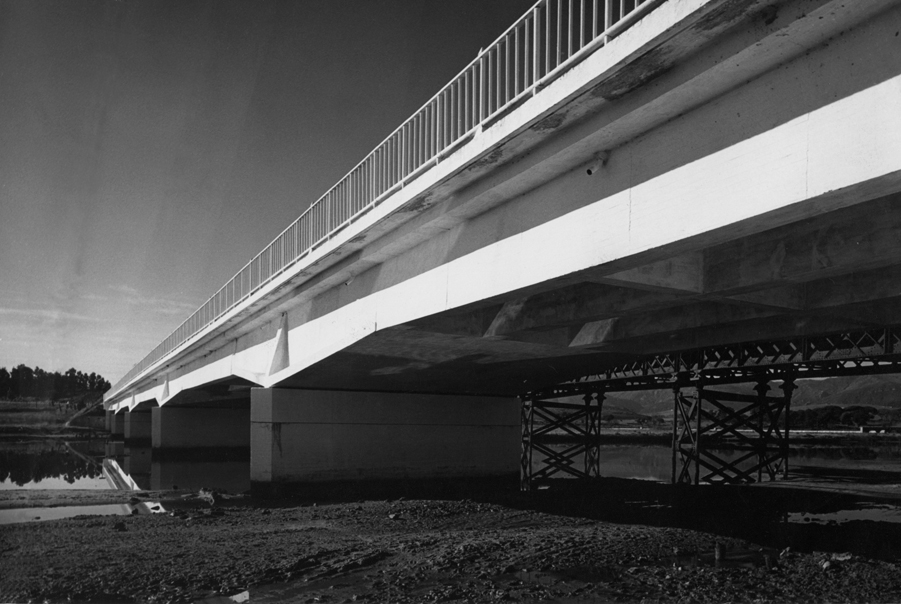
[0,399,106,441]
[3,479,901,603]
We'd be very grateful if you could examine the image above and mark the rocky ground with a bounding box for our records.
[3,480,901,603]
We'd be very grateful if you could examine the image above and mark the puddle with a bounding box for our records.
[196,591,249,604]
[0,500,167,524]
[789,503,901,525]
[624,499,671,510]
[0,503,131,524]
[0,474,111,490]
[0,500,168,524]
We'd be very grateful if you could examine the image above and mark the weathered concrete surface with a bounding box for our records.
[151,406,250,449]
[250,388,519,486]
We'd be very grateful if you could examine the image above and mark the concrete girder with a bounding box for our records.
[724,286,807,311]
[483,284,693,337]
[594,310,901,357]
[539,263,901,350]
[568,297,901,352]
[590,251,703,294]
[402,282,694,345]
[806,264,901,311]
[704,196,901,295]
[568,302,784,348]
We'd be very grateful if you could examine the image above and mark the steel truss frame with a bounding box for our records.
[519,325,901,490]
[520,392,602,490]
[672,378,795,485]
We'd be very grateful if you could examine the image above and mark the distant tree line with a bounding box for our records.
[0,364,110,400]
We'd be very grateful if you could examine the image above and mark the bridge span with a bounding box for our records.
[105,0,901,492]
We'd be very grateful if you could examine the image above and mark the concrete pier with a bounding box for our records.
[151,405,250,450]
[106,410,125,438]
[250,388,519,490]
[124,411,152,443]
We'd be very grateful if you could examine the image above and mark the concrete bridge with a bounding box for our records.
[105,0,901,492]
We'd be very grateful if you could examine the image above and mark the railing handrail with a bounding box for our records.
[108,0,664,399]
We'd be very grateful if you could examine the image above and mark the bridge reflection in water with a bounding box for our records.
[104,443,250,493]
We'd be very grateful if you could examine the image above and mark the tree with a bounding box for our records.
[0,367,10,399]
[0,363,111,400]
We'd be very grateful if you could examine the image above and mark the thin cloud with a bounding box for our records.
[109,284,140,296]
[0,307,102,323]
[106,285,198,316]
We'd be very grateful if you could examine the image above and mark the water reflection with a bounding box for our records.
[0,441,250,493]
[789,503,901,525]
[0,503,132,524]
[103,445,250,493]
[0,441,107,489]
[534,441,901,483]
[0,500,169,525]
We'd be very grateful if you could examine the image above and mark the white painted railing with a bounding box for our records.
[110,0,664,397]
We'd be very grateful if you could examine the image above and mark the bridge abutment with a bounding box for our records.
[250,388,519,496]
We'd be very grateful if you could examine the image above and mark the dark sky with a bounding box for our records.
[0,0,536,381]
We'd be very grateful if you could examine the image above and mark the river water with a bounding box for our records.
[2,437,901,532]
[534,438,901,485]
[3,438,900,495]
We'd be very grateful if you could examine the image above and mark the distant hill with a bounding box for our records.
[600,375,901,415]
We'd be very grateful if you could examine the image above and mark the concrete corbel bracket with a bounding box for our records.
[159,376,171,405]
[268,313,291,376]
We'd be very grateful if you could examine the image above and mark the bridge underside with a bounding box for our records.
[275,194,901,396]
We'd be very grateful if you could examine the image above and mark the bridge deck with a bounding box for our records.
[106,0,901,411]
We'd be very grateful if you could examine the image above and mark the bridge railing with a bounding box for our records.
[110,0,664,397]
